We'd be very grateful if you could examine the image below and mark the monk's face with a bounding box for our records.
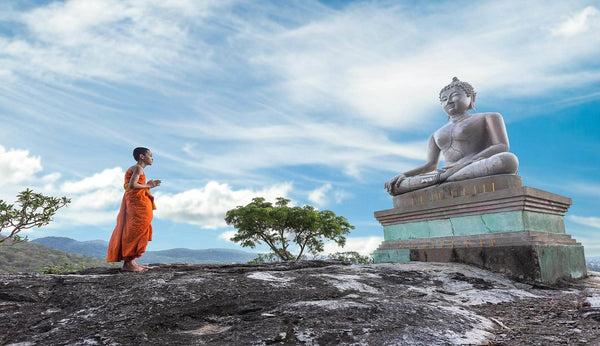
[440,86,472,117]
[140,150,153,166]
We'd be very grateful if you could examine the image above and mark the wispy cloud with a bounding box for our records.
[308,184,332,207]
[570,215,600,229]
[153,118,429,179]
[552,6,598,37]
[8,0,223,84]
[218,230,237,242]
[564,182,600,197]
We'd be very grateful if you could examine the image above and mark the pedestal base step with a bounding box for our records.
[373,242,587,284]
[376,230,580,251]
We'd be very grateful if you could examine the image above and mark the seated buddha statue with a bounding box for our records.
[385,77,519,196]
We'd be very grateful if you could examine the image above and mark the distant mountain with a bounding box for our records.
[0,238,115,273]
[32,237,257,264]
[139,248,257,264]
[32,237,107,258]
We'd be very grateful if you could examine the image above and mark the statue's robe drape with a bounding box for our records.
[106,169,156,262]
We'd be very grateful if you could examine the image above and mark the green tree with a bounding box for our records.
[0,189,70,244]
[225,197,354,261]
[326,251,374,264]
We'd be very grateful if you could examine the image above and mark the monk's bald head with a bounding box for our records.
[133,147,150,161]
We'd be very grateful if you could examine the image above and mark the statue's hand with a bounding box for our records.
[440,158,477,181]
[385,174,406,193]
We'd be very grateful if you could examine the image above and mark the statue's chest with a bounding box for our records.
[434,121,475,149]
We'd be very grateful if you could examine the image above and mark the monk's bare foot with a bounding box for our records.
[131,260,151,270]
[123,266,148,272]
[123,260,148,272]
[133,261,152,271]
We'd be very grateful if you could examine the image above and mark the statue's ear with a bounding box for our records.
[469,92,476,110]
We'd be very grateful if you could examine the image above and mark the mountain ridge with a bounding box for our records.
[31,236,257,264]
[0,239,115,273]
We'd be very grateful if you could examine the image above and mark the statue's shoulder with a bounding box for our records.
[471,112,504,122]
[472,111,502,117]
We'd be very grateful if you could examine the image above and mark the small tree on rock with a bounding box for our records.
[225,197,354,261]
[0,189,70,244]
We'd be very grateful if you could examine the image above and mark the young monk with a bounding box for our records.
[107,147,161,272]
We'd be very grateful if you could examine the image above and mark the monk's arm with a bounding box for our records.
[128,166,159,190]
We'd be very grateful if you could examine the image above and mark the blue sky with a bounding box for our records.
[1,0,599,257]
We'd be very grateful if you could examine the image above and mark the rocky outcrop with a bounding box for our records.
[1,261,599,345]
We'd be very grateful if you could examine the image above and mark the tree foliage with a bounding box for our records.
[325,251,373,264]
[225,197,354,261]
[0,189,70,244]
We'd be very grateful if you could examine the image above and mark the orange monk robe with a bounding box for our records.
[106,169,156,262]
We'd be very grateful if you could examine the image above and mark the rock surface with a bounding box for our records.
[1,261,599,345]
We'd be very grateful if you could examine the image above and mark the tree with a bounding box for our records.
[225,197,354,261]
[0,189,70,244]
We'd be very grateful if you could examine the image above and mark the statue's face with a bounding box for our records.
[440,86,472,116]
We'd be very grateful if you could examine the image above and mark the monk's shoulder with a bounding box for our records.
[129,165,144,175]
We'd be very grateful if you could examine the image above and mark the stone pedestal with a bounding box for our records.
[373,175,587,283]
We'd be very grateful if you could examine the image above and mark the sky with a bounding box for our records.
[1,0,599,258]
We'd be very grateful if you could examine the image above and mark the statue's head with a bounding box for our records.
[439,77,476,111]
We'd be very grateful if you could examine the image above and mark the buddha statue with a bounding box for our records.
[385,77,519,196]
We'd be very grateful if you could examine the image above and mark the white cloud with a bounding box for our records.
[333,190,350,204]
[0,146,121,227]
[45,167,125,225]
[67,188,124,211]
[54,210,118,227]
[0,145,42,186]
[50,167,125,226]
[307,184,350,207]
[41,172,62,184]
[60,167,124,193]
[552,6,599,37]
[308,184,332,207]
[24,0,126,39]
[569,215,600,229]
[322,236,384,256]
[154,181,293,228]
[218,230,237,242]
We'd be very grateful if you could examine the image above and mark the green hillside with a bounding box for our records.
[0,240,117,274]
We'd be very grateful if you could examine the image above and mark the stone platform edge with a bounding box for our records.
[376,175,571,226]
[373,244,587,283]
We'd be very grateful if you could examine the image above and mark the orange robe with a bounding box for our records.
[106,169,156,262]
